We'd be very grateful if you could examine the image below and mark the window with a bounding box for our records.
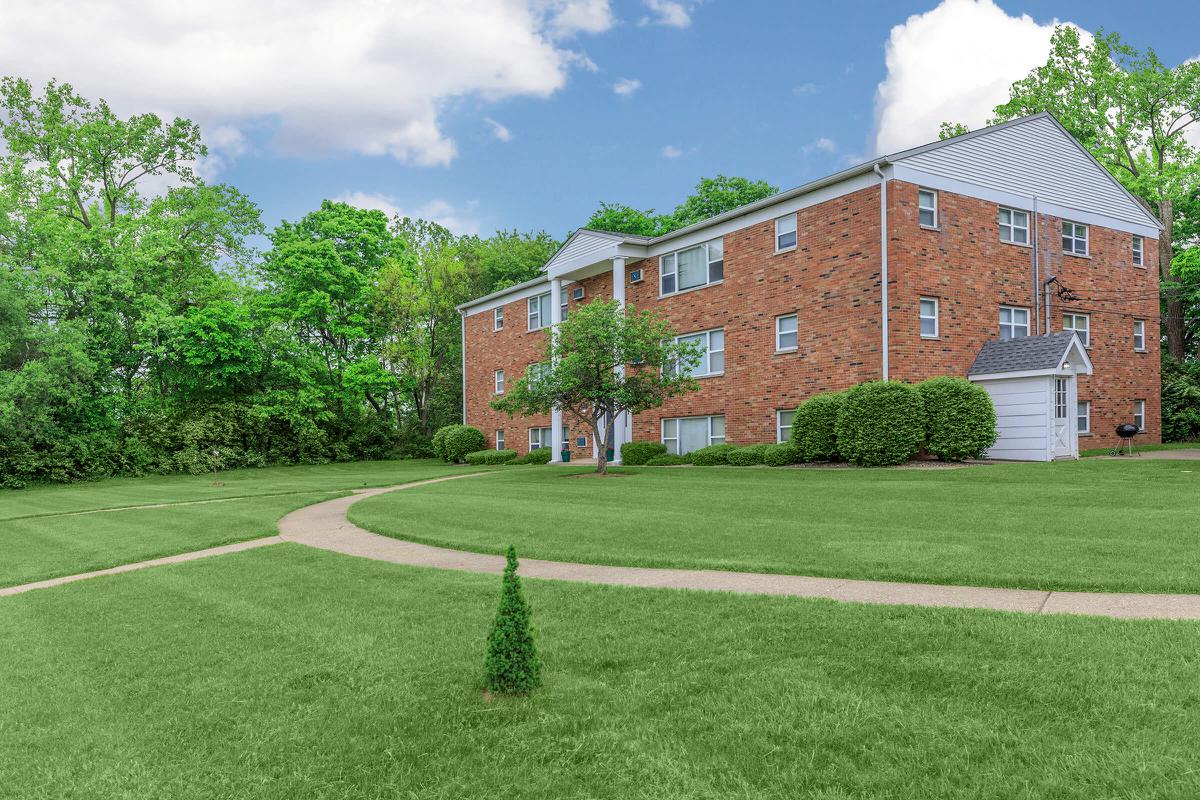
[918,189,938,228]
[562,426,570,449]
[1133,319,1146,352]
[1062,221,1089,256]
[1077,400,1090,434]
[776,314,798,351]
[1133,235,1144,267]
[575,435,588,448]
[495,430,505,450]
[999,207,1029,245]
[999,306,1030,339]
[660,238,723,295]
[1054,378,1068,420]
[777,410,794,443]
[672,329,724,377]
[775,213,797,252]
[572,286,585,301]
[1133,400,1146,431]
[1063,313,1090,347]
[560,287,569,320]
[527,292,551,330]
[527,362,549,386]
[528,427,552,450]
[661,415,726,455]
[629,268,643,283]
[494,307,504,331]
[919,297,939,339]
[494,369,504,394]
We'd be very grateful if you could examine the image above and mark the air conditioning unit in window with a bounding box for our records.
[629,268,643,283]
[571,285,584,301]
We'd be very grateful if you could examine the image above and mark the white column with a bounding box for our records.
[610,258,626,464]
[549,277,564,462]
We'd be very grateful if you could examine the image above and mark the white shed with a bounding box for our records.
[967,332,1093,461]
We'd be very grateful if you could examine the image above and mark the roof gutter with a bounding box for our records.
[874,162,890,381]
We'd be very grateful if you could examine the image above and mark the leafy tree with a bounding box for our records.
[459,228,560,294]
[584,201,666,236]
[938,122,970,140]
[491,299,701,474]
[668,174,778,228]
[990,26,1200,359]
[484,546,541,696]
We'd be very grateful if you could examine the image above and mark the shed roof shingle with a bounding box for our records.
[968,331,1080,376]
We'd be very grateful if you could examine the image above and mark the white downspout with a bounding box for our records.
[874,163,889,380]
[460,311,467,424]
[1031,195,1040,334]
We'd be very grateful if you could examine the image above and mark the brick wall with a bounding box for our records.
[462,180,1161,454]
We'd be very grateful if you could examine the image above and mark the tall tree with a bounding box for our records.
[458,228,560,295]
[585,174,780,238]
[990,26,1200,359]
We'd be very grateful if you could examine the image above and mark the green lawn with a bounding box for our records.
[0,459,474,587]
[1,544,1196,799]
[350,460,1200,594]
[1080,441,1199,457]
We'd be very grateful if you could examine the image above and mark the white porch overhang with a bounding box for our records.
[543,229,650,282]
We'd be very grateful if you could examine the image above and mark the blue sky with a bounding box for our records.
[3,0,1197,241]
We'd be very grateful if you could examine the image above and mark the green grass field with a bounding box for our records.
[1080,441,1198,457]
[0,459,473,587]
[2,543,1196,799]
[350,460,1200,594]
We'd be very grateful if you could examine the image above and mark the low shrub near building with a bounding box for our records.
[621,441,668,465]
[791,392,844,462]
[435,425,487,463]
[917,376,998,460]
[762,442,800,466]
[836,381,926,467]
[465,449,519,465]
[727,444,774,466]
[688,443,738,466]
[510,448,553,465]
[644,454,690,466]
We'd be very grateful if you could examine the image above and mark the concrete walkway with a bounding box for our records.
[8,472,1200,620]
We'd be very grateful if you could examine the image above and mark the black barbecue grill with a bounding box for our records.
[1111,423,1140,456]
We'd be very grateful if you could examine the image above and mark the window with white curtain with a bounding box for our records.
[672,328,724,377]
[528,427,552,450]
[661,415,726,455]
[527,292,551,330]
[660,238,723,295]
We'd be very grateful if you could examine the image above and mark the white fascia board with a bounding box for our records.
[546,241,648,280]
[970,368,1074,382]
[891,165,1161,240]
[460,279,551,317]
[1064,336,1094,375]
[645,171,880,257]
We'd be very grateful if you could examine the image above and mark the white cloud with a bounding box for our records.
[613,77,643,97]
[484,117,513,142]
[334,192,482,236]
[0,0,614,172]
[639,0,694,28]
[872,0,1075,155]
[793,82,819,96]
[660,145,683,159]
[803,137,837,155]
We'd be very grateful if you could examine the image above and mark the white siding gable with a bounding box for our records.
[545,230,626,272]
[894,115,1158,230]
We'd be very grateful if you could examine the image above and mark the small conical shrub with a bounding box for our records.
[484,546,542,695]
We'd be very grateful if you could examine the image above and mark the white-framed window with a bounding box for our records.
[918,189,938,228]
[560,287,569,320]
[575,434,587,448]
[775,314,798,351]
[1133,235,1144,267]
[777,409,794,443]
[495,430,505,450]
[1063,313,1090,347]
[494,306,504,331]
[1063,221,1089,256]
[999,305,1030,339]
[1077,400,1090,434]
[1133,319,1146,352]
[527,362,550,387]
[527,292,552,330]
[999,207,1029,245]
[494,369,505,394]
[672,328,724,377]
[919,297,939,339]
[1133,400,1146,431]
[775,213,797,252]
[572,285,585,301]
[660,238,723,296]
[1054,378,1068,420]
[529,427,552,450]
[661,415,726,455]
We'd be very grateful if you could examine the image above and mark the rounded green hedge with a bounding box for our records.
[762,442,799,466]
[644,454,689,466]
[727,444,773,466]
[917,376,998,460]
[791,392,844,462]
[511,448,553,465]
[835,381,926,467]
[621,441,668,465]
[688,443,738,466]
[465,449,518,465]
[435,425,487,463]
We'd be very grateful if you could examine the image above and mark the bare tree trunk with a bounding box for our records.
[1159,199,1185,360]
[588,416,607,475]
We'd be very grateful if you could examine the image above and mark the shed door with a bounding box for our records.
[1052,378,1074,458]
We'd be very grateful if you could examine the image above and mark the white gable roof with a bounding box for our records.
[890,113,1160,231]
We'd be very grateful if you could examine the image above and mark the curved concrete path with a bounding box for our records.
[275,473,1200,621]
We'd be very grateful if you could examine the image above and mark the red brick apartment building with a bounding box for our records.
[458,113,1162,462]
